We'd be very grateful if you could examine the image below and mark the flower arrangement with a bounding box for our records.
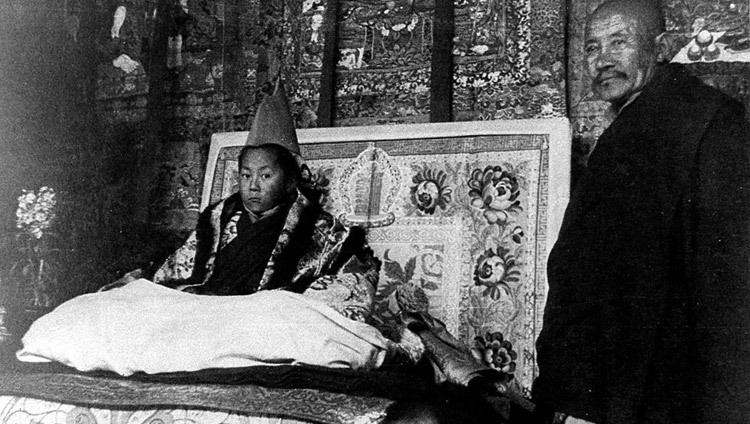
[6,187,59,309]
[16,187,56,239]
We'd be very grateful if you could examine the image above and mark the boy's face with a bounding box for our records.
[238,148,291,214]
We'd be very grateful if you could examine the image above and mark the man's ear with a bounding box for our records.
[654,32,671,62]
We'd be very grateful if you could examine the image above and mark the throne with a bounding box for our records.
[190,118,571,394]
[0,118,570,424]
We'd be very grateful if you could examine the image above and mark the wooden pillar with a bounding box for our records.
[317,0,339,127]
[430,0,454,122]
[137,0,172,226]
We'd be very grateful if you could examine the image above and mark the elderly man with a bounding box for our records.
[532,1,750,423]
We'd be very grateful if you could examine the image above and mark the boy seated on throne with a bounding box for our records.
[105,83,380,322]
[19,81,532,423]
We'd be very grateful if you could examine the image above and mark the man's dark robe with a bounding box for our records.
[533,63,750,424]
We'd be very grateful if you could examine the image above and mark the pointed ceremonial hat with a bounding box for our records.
[246,81,301,156]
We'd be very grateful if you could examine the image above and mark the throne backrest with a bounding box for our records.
[202,119,571,394]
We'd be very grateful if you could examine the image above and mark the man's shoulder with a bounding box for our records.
[658,63,737,108]
[620,63,741,132]
[664,64,747,131]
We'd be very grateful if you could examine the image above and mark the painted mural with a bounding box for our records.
[84,0,567,231]
[663,0,750,64]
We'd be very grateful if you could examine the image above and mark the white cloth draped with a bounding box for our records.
[17,279,389,376]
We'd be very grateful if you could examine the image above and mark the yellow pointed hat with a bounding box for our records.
[246,81,300,156]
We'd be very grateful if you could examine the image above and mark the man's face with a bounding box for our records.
[239,148,291,214]
[585,10,656,107]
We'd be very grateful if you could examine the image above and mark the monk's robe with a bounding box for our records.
[197,196,291,295]
[151,189,381,319]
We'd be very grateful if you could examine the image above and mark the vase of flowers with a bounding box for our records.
[6,187,59,313]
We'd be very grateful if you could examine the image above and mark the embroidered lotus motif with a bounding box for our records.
[468,165,522,224]
[471,332,517,376]
[473,246,521,299]
[410,169,452,214]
